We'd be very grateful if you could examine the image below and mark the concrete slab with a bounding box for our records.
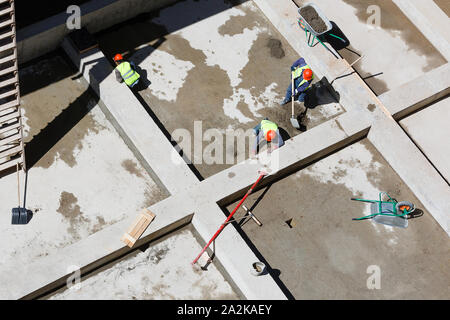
[0,52,167,298]
[369,116,450,236]
[61,40,199,195]
[393,0,450,60]
[95,0,345,178]
[302,0,447,95]
[379,63,450,119]
[400,97,450,183]
[47,226,239,300]
[226,139,450,299]
[434,0,450,17]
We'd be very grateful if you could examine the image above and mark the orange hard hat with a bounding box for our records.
[114,53,123,61]
[266,130,277,142]
[303,68,313,81]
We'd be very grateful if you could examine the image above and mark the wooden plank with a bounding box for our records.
[0,132,20,146]
[0,86,16,99]
[0,110,19,123]
[0,156,21,172]
[0,97,18,112]
[0,64,16,77]
[0,144,20,158]
[0,18,13,29]
[0,74,17,88]
[0,29,13,40]
[121,208,156,248]
[0,52,15,65]
[0,120,20,135]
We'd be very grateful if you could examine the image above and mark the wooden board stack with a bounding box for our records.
[121,208,156,248]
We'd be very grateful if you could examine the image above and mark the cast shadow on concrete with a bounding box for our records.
[320,21,350,51]
[407,208,424,219]
[24,88,97,168]
[304,77,340,109]
[220,202,295,300]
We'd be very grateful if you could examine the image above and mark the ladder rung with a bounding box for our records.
[0,120,19,135]
[0,97,18,111]
[0,132,20,146]
[0,144,20,159]
[0,0,11,5]
[0,52,15,65]
[0,74,17,87]
[0,110,19,123]
[0,156,21,172]
[0,18,13,29]
[0,64,15,77]
[0,40,14,52]
[0,6,13,17]
[0,29,13,40]
[0,86,16,99]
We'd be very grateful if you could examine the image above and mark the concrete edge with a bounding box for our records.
[16,207,194,300]
[368,116,450,236]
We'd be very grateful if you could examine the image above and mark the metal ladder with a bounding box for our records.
[0,0,26,174]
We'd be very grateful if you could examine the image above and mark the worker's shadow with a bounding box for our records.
[304,77,340,109]
[133,65,151,92]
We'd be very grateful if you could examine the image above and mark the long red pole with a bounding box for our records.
[191,173,266,265]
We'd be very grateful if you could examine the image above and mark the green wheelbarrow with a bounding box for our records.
[297,3,345,48]
[351,192,415,228]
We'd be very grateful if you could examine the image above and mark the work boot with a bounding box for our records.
[279,98,289,106]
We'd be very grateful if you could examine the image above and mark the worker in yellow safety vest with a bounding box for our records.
[114,53,141,88]
[280,57,313,105]
[251,118,285,156]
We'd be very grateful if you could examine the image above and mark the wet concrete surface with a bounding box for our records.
[297,0,447,95]
[0,51,168,289]
[95,0,344,179]
[47,225,239,300]
[225,139,450,299]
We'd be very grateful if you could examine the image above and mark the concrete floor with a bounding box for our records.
[47,226,239,300]
[226,139,450,299]
[400,97,450,184]
[434,0,450,17]
[95,0,345,178]
[0,52,167,298]
[298,0,447,95]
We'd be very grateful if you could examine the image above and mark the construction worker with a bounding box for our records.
[251,118,284,156]
[280,57,313,105]
[113,53,141,88]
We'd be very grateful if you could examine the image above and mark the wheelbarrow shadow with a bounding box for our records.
[319,21,350,51]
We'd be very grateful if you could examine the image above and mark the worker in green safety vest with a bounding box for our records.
[114,53,141,88]
[280,57,313,105]
[251,118,285,156]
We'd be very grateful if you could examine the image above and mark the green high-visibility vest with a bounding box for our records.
[116,62,140,86]
[292,64,313,89]
[261,120,278,137]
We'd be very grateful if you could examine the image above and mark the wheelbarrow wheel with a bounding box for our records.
[396,201,414,214]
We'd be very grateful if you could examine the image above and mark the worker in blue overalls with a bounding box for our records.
[280,57,314,105]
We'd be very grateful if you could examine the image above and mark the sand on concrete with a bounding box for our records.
[226,139,450,299]
[48,226,239,300]
[95,0,344,179]
[0,52,167,299]
[306,0,447,95]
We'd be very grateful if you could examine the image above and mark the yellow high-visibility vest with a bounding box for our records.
[116,62,140,86]
[261,120,278,137]
[292,64,313,89]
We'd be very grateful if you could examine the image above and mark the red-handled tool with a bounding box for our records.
[191,172,267,265]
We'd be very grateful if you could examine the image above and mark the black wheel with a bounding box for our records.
[396,201,414,214]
